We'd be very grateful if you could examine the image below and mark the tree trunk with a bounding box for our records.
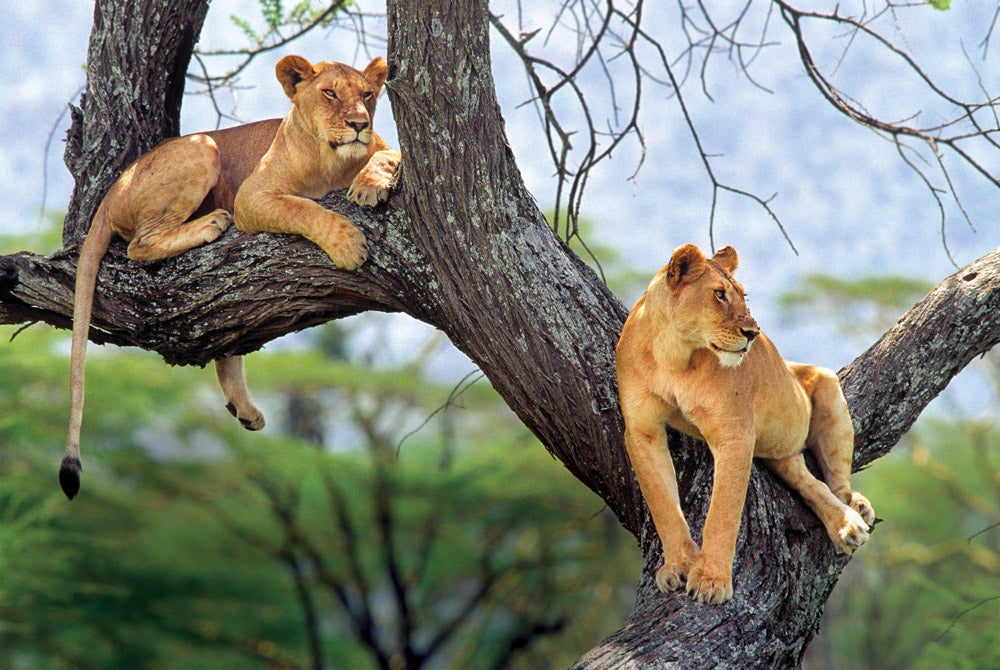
[0,0,997,666]
[63,0,210,244]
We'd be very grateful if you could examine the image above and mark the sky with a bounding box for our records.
[0,0,997,413]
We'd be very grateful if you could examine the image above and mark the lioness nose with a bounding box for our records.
[741,328,759,342]
[347,120,369,132]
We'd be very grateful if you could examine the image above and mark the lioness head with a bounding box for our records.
[661,244,759,368]
[276,55,388,160]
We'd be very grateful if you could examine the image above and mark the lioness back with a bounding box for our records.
[202,119,282,213]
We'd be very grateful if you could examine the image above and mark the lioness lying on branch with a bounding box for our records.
[616,244,875,605]
[60,55,401,499]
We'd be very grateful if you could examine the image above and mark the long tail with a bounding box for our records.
[61,202,115,499]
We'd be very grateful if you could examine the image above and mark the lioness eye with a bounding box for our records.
[322,89,338,101]
[362,91,374,101]
[714,289,727,302]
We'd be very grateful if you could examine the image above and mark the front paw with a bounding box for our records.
[347,151,401,207]
[322,224,368,270]
[655,539,699,592]
[686,554,734,605]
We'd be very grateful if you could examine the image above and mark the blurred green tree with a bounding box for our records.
[0,313,638,668]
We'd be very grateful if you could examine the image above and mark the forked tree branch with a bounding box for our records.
[842,247,1000,466]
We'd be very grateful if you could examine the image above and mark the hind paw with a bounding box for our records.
[226,402,265,431]
[830,505,870,554]
[847,491,875,526]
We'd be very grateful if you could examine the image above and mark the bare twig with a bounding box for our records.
[775,1,999,263]
[190,1,353,88]
[935,595,1000,642]
[493,2,798,255]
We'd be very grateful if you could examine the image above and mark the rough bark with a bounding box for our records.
[0,0,997,667]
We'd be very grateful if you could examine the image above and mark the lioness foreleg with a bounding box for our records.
[215,356,265,431]
[623,422,700,592]
[235,192,367,270]
[687,443,753,605]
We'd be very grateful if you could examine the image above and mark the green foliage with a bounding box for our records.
[0,213,63,256]
[229,0,352,51]
[778,273,933,338]
[811,421,999,669]
[928,0,951,10]
[0,323,638,668]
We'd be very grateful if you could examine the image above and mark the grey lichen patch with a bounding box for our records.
[430,17,444,38]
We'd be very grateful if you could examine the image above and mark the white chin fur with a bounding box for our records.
[334,142,369,160]
[714,350,746,368]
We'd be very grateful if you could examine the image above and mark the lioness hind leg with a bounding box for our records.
[764,454,870,554]
[128,209,233,261]
[792,364,875,526]
[117,134,232,262]
[215,356,265,431]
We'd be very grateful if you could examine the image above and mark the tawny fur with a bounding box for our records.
[615,244,874,605]
[61,56,400,499]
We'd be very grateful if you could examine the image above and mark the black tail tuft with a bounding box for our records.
[59,457,82,500]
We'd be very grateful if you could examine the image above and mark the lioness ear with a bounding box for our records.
[666,244,707,289]
[712,246,739,274]
[362,57,388,92]
[276,55,316,99]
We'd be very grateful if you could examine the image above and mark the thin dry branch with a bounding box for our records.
[775,1,999,262]
[494,1,997,265]
[493,1,800,254]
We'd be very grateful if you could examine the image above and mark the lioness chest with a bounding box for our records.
[654,342,812,459]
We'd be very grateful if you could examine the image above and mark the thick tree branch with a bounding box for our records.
[843,247,1000,466]
[0,202,401,364]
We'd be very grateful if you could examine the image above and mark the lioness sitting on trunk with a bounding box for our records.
[615,244,874,605]
[61,55,400,499]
